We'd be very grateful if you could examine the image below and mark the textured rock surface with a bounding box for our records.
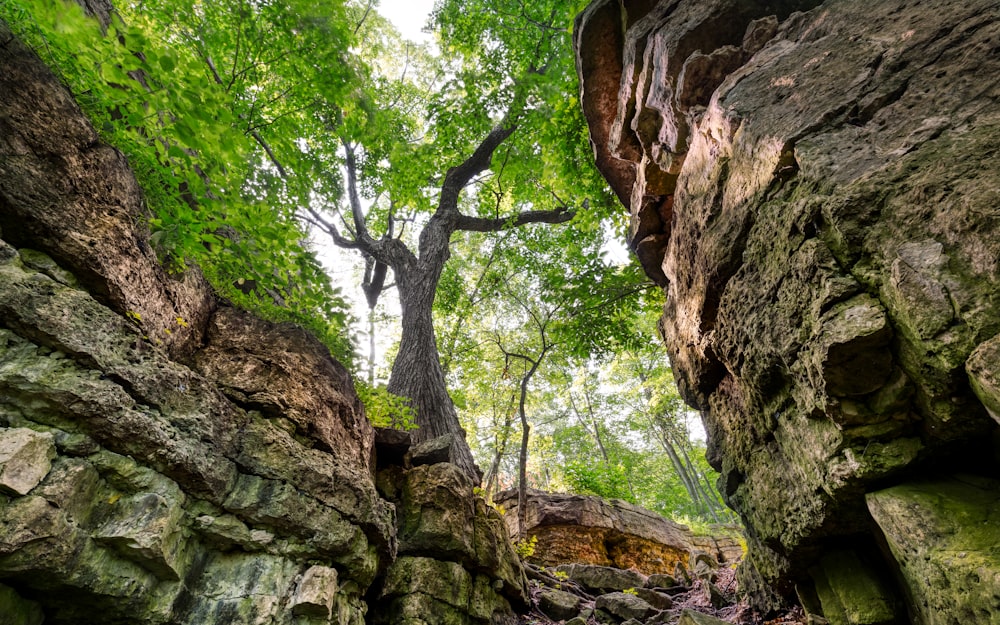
[375,459,529,624]
[575,0,1000,617]
[496,489,743,574]
[867,476,1000,625]
[0,18,523,625]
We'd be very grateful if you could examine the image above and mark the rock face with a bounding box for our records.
[0,18,523,625]
[575,0,1000,620]
[496,489,743,574]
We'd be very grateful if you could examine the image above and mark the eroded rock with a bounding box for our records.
[496,489,742,574]
[576,0,1000,613]
[867,476,1000,625]
[0,427,55,496]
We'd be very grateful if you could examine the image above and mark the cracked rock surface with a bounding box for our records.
[576,0,1000,618]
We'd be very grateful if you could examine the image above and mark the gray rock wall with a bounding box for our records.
[575,0,1000,621]
[0,18,524,625]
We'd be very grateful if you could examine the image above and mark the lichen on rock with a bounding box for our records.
[575,0,1000,618]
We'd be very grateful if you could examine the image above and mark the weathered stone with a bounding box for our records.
[556,564,646,593]
[406,433,455,466]
[867,476,1000,625]
[94,492,187,580]
[391,463,528,611]
[537,587,582,621]
[35,457,101,523]
[645,573,677,589]
[17,249,79,287]
[677,609,730,625]
[397,462,476,559]
[176,552,301,625]
[701,581,730,609]
[193,305,372,468]
[496,489,734,574]
[576,0,1000,611]
[289,565,339,618]
[0,428,55,496]
[594,592,659,622]
[0,582,43,625]
[634,587,673,610]
[807,549,898,625]
[379,556,501,625]
[967,336,1000,426]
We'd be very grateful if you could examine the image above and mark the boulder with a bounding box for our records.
[594,592,660,622]
[867,476,1000,625]
[678,610,730,625]
[496,489,740,573]
[537,587,582,621]
[556,564,646,593]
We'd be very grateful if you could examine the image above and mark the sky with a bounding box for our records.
[377,0,436,43]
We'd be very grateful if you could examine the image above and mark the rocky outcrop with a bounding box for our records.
[375,460,529,625]
[496,490,743,574]
[0,17,523,625]
[576,0,1000,620]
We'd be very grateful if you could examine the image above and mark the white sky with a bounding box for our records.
[378,0,437,43]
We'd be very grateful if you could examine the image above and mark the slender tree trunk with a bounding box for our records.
[518,406,530,539]
[388,259,482,482]
[484,397,515,500]
[366,307,377,385]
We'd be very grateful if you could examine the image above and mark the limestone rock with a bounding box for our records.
[634,587,673,610]
[0,20,384,624]
[496,489,738,573]
[289,565,339,618]
[967,337,1000,426]
[390,462,528,611]
[867,476,1000,625]
[806,550,898,625]
[556,564,646,594]
[378,556,516,625]
[575,0,1000,610]
[406,433,455,467]
[537,587,582,621]
[0,428,55,496]
[94,492,187,580]
[678,610,730,625]
[594,592,659,622]
[645,573,678,589]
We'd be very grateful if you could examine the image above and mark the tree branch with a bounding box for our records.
[454,205,576,232]
[438,125,517,214]
[342,140,374,245]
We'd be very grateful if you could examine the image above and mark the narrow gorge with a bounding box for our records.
[1,0,999,624]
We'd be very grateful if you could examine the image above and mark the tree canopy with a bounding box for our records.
[1,0,731,523]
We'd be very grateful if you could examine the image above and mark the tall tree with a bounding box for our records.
[303,0,609,479]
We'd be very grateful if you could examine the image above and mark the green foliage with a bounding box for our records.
[1,0,357,364]
[356,382,418,430]
[514,534,538,559]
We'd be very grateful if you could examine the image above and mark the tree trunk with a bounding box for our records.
[388,259,482,482]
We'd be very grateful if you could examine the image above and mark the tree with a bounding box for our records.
[301,0,610,480]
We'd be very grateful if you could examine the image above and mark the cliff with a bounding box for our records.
[575,0,1000,622]
[0,18,525,625]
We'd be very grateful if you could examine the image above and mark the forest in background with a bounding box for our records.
[1,0,732,524]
